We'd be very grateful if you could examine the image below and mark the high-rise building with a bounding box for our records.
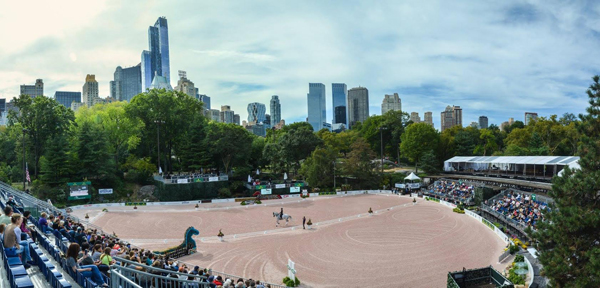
[440,105,463,131]
[141,51,152,91]
[469,122,478,128]
[220,105,235,124]
[332,83,347,125]
[54,91,81,108]
[198,94,211,110]
[141,17,170,90]
[525,112,538,125]
[174,71,195,98]
[479,116,489,129]
[233,114,240,125]
[270,95,281,125]
[20,79,44,98]
[208,109,221,122]
[410,112,421,123]
[500,121,510,132]
[424,112,433,127]
[381,93,401,115]
[110,64,142,102]
[307,83,326,131]
[247,123,267,137]
[347,87,369,129]
[82,75,99,107]
[247,102,267,124]
[0,98,5,114]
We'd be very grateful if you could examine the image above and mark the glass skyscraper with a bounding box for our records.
[141,17,170,90]
[332,83,347,126]
[270,95,281,125]
[307,83,326,132]
[54,91,81,108]
[110,64,142,102]
[247,102,267,124]
[347,87,369,129]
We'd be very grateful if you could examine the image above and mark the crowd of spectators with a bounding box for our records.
[486,190,547,228]
[432,180,476,202]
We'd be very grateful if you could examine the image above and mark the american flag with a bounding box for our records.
[25,162,31,183]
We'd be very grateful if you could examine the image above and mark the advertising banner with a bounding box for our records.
[68,181,92,200]
[261,188,272,195]
[98,189,113,195]
[290,186,300,193]
[275,184,286,189]
[208,177,219,182]
[177,179,189,184]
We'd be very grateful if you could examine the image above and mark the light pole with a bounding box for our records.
[22,128,27,190]
[155,120,165,174]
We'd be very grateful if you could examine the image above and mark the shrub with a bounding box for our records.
[453,207,465,214]
[102,208,108,212]
[306,219,312,225]
[507,267,526,285]
[283,276,298,287]
[514,255,525,262]
[218,187,232,198]
[509,244,520,254]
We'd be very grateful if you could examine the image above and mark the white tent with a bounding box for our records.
[404,172,421,182]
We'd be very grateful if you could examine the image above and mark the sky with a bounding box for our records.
[1,0,599,128]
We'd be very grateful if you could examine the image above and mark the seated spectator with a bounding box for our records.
[3,213,35,268]
[0,223,5,241]
[38,212,49,233]
[20,211,36,241]
[91,244,103,262]
[100,247,116,266]
[79,243,95,266]
[0,206,12,225]
[66,243,108,287]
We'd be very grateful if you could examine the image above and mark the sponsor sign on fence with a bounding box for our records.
[309,193,319,197]
[494,227,510,243]
[336,192,345,195]
[177,179,189,184]
[98,189,113,195]
[281,194,301,199]
[275,184,286,189]
[290,186,300,193]
[125,202,147,206]
[261,188,272,195]
[208,177,219,182]
[465,209,483,222]
[440,200,457,208]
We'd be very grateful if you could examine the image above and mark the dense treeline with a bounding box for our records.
[0,89,579,203]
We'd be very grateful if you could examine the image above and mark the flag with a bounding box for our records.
[284,172,288,180]
[25,163,31,183]
[159,166,163,174]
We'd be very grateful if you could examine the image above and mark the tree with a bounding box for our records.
[177,116,209,171]
[528,132,549,156]
[204,123,253,174]
[279,124,323,174]
[420,150,439,174]
[528,76,600,287]
[401,123,439,172]
[39,133,70,186]
[476,129,498,156]
[74,121,113,180]
[300,146,337,188]
[454,128,477,156]
[343,137,377,187]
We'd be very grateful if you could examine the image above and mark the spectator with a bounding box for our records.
[38,212,48,233]
[0,206,12,225]
[20,211,36,241]
[66,243,108,287]
[91,244,103,262]
[100,247,116,266]
[4,213,34,268]
[256,280,265,288]
[79,243,95,266]
[0,223,5,241]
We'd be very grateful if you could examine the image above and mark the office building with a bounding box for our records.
[174,71,195,98]
[453,106,463,128]
[247,102,267,124]
[71,102,85,112]
[270,95,281,125]
[220,105,235,124]
[424,112,433,127]
[82,75,99,107]
[479,116,489,129]
[247,123,267,137]
[0,98,5,114]
[54,91,81,108]
[197,94,210,110]
[265,114,271,128]
[500,121,509,132]
[332,123,346,133]
[508,118,515,126]
[441,106,454,132]
[110,64,142,102]
[208,109,221,122]
[141,17,170,90]
[347,86,369,129]
[525,112,538,125]
[332,83,347,125]
[381,93,402,115]
[470,122,479,128]
[307,83,326,131]
[410,112,421,123]
[233,114,240,125]
[20,79,44,98]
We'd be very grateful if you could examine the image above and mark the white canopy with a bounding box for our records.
[405,172,421,181]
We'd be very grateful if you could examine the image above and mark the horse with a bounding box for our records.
[273,212,292,227]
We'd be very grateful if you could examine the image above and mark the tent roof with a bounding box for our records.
[444,156,580,166]
[405,172,421,181]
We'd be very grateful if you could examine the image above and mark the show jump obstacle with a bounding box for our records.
[153,226,200,258]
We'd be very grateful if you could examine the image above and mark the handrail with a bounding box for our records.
[111,265,210,287]
[110,268,143,288]
[114,256,208,281]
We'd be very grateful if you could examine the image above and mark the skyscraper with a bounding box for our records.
[265,114,271,128]
[233,114,240,125]
[0,98,5,114]
[110,64,142,102]
[174,71,195,97]
[307,83,326,131]
[198,94,211,110]
[247,102,267,124]
[347,87,369,129]
[381,93,401,115]
[220,105,235,124]
[82,75,99,107]
[141,17,170,89]
[479,116,489,129]
[20,79,44,98]
[410,112,421,123]
[524,112,538,125]
[424,112,433,127]
[332,83,347,125]
[441,105,462,132]
[54,91,81,108]
[149,74,172,91]
[270,95,281,125]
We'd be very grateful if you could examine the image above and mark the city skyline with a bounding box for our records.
[0,1,596,128]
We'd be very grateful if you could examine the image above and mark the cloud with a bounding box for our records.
[0,0,598,128]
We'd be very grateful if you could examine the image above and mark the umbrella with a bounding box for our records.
[248,175,252,183]
[515,262,528,268]
[284,172,288,180]
[514,268,528,275]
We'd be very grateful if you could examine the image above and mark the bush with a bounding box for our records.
[507,267,526,285]
[509,243,520,254]
[514,255,525,262]
[218,187,232,198]
[282,276,300,287]
[452,207,465,214]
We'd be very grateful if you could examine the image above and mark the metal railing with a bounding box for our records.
[111,268,143,288]
[111,264,209,288]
